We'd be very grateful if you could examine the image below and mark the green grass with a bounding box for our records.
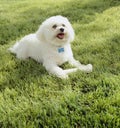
[0,0,120,127]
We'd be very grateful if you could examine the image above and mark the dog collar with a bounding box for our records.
[58,47,64,53]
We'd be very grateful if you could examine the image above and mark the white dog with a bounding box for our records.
[9,15,92,79]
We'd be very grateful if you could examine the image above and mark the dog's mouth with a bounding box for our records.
[57,33,65,39]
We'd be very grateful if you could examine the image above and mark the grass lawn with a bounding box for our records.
[0,0,120,127]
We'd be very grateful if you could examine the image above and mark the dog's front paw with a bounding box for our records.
[85,64,93,73]
[58,73,69,79]
[78,64,93,73]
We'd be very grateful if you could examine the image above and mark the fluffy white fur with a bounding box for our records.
[9,15,92,79]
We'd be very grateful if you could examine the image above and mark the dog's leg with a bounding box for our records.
[43,62,69,79]
[64,68,78,74]
[9,41,28,60]
[68,58,93,73]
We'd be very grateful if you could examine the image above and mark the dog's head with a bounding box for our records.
[36,15,74,46]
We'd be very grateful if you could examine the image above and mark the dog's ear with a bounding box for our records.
[69,24,75,42]
[36,25,45,42]
[64,17,75,42]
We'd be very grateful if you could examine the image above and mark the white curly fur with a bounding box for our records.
[9,15,92,79]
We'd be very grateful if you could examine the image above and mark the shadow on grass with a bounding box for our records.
[0,58,48,91]
[0,0,120,45]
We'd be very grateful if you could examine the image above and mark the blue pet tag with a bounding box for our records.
[58,47,64,53]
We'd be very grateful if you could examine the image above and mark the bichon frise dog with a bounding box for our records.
[9,15,92,79]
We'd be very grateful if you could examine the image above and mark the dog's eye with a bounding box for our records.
[52,24,57,29]
[62,24,65,27]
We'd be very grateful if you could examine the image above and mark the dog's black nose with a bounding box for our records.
[60,28,64,32]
